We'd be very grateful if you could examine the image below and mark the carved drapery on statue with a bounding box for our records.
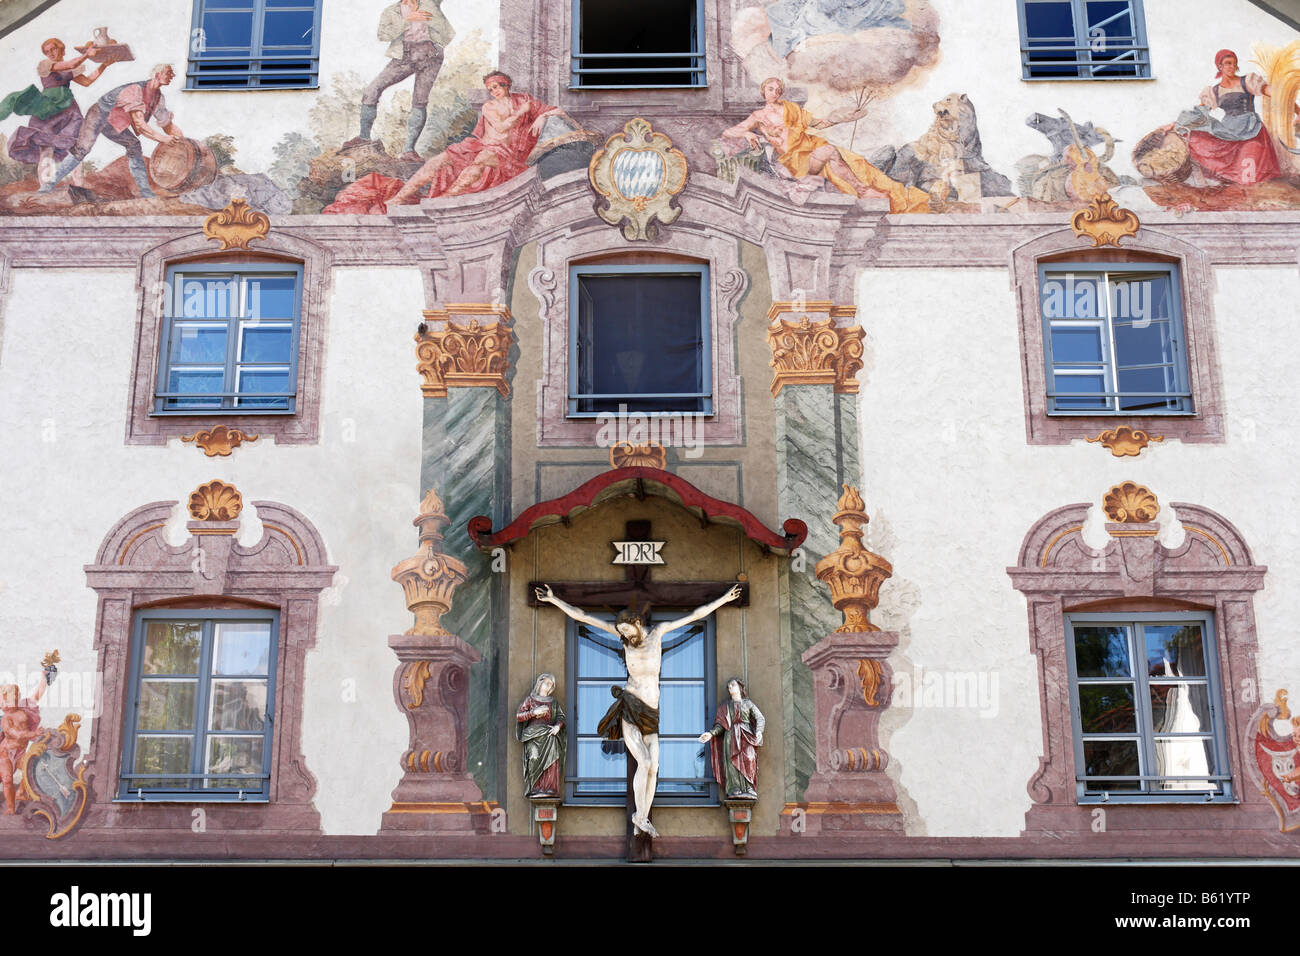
[383,487,493,832]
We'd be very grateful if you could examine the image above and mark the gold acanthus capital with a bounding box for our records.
[416,305,514,399]
[767,315,865,397]
[814,485,893,633]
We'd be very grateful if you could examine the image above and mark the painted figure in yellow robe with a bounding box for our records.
[724,77,930,213]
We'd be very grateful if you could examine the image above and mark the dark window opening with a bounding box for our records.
[573,0,704,88]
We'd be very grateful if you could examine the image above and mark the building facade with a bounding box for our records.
[2,0,1300,860]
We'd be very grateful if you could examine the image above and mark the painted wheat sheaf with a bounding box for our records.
[612,149,666,199]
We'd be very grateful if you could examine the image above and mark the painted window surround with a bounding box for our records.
[84,498,336,832]
[536,245,745,447]
[128,231,332,446]
[1008,502,1268,833]
[1011,228,1225,445]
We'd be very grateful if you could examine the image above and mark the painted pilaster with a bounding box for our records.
[769,303,866,801]
[420,387,509,802]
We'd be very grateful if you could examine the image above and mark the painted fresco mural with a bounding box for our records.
[0,3,1297,217]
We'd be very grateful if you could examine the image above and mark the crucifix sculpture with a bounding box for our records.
[530,520,747,858]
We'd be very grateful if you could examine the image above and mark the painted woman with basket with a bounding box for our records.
[1149,49,1292,187]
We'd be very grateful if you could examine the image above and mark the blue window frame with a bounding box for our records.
[571,0,705,88]
[566,614,717,805]
[118,609,280,802]
[568,264,712,417]
[1017,0,1151,79]
[1065,612,1232,803]
[1039,263,1192,415]
[188,0,322,90]
[155,262,302,414]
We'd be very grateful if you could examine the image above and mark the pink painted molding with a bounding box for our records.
[126,229,335,447]
[789,630,905,834]
[1010,226,1226,445]
[1008,501,1275,837]
[380,633,494,833]
[81,498,337,836]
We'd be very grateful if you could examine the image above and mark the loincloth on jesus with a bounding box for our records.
[596,686,660,739]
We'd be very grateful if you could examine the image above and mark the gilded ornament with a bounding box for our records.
[202,198,271,251]
[1085,426,1164,457]
[416,306,514,398]
[814,485,893,632]
[857,659,885,706]
[391,488,469,636]
[181,425,260,457]
[1070,192,1140,248]
[187,479,243,521]
[1103,481,1160,523]
[609,441,667,470]
[589,117,688,241]
[403,660,433,710]
[767,316,865,397]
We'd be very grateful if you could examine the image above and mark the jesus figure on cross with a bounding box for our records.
[534,583,743,838]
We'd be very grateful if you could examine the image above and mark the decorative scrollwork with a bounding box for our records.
[187,479,243,521]
[1085,426,1164,457]
[1103,481,1160,523]
[203,198,271,251]
[589,118,688,241]
[1070,192,1140,248]
[814,485,894,632]
[181,425,260,457]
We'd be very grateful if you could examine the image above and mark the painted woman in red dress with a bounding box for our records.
[1171,49,1285,186]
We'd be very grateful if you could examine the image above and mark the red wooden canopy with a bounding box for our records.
[467,467,807,555]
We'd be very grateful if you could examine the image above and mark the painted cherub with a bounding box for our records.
[0,653,57,814]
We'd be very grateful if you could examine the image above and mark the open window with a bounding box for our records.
[571,0,705,88]
[1039,263,1191,415]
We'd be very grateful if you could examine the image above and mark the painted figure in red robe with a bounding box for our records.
[324,71,569,214]
[699,678,765,799]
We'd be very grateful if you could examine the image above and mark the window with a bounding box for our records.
[1065,613,1231,802]
[1040,264,1191,415]
[119,610,279,801]
[156,263,302,414]
[571,0,705,88]
[1018,0,1150,79]
[566,614,716,805]
[188,0,321,89]
[569,264,711,416]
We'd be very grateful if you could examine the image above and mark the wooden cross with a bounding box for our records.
[528,519,747,862]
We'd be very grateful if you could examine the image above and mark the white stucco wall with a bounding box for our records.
[0,264,426,834]
[860,262,1300,837]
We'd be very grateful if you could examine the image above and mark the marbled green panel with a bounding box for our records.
[421,388,509,800]
[775,385,861,801]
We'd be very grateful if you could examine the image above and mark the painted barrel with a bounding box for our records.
[146,137,218,196]
[1133,129,1192,184]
